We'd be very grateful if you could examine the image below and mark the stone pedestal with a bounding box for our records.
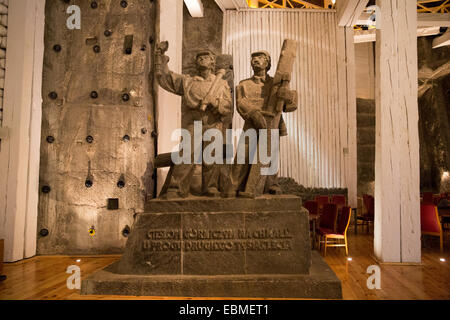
[81,196,342,299]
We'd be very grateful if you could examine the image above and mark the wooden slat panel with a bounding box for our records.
[223,9,349,189]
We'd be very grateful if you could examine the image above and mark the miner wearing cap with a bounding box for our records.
[155,46,232,199]
[232,50,297,196]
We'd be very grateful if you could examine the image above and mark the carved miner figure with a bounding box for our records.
[155,42,232,199]
[231,42,298,198]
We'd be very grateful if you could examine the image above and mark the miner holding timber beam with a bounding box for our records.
[231,41,298,198]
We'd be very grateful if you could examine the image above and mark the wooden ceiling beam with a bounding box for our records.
[337,0,369,27]
[417,13,450,26]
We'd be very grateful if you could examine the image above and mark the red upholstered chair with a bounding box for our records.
[316,203,338,249]
[331,194,347,211]
[315,195,330,215]
[318,203,338,230]
[304,200,319,217]
[318,206,352,256]
[356,194,374,233]
[420,204,443,252]
[422,192,434,204]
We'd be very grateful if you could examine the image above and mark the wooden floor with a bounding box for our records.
[1,225,449,300]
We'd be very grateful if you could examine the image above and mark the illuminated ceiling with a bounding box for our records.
[246,0,330,9]
[244,0,450,12]
[417,0,450,13]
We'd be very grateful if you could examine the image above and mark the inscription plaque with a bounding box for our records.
[142,228,294,252]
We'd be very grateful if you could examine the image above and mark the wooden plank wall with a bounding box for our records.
[223,9,357,197]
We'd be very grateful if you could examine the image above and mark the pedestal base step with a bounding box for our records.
[81,251,342,299]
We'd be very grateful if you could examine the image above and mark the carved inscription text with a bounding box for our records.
[142,228,294,252]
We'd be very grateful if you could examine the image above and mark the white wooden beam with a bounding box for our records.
[354,27,442,43]
[0,0,45,262]
[214,0,226,11]
[215,0,248,11]
[184,0,204,17]
[356,12,450,28]
[417,13,450,27]
[374,0,421,263]
[417,26,442,37]
[433,28,450,49]
[337,0,369,27]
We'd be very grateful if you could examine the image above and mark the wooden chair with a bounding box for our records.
[315,195,330,215]
[421,204,443,252]
[356,194,374,233]
[318,206,352,256]
[316,203,338,248]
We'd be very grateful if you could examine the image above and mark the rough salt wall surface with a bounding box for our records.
[418,37,450,193]
[279,177,348,202]
[37,0,156,254]
[357,98,375,196]
[182,0,223,76]
[356,36,450,195]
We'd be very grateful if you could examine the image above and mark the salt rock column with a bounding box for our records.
[374,0,421,263]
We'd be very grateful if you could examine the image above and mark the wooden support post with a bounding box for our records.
[374,0,421,263]
[0,0,45,262]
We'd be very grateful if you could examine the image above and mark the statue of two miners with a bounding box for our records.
[155,40,298,199]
